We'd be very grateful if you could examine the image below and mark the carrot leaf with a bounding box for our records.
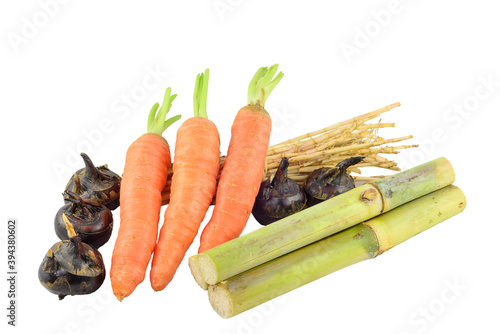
[247,64,284,107]
[147,87,181,136]
[193,69,210,118]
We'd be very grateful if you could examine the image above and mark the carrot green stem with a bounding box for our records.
[147,87,182,136]
[193,69,210,118]
[247,64,284,107]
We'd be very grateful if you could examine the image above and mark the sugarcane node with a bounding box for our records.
[361,188,378,202]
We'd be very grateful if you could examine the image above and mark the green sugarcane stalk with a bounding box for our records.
[208,185,466,318]
[190,157,455,286]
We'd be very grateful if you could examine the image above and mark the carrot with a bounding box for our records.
[150,69,220,291]
[110,88,181,301]
[198,65,284,253]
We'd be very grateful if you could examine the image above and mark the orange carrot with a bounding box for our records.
[110,88,181,301]
[150,70,220,291]
[198,65,284,253]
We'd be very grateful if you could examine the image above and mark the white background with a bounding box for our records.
[1,1,499,333]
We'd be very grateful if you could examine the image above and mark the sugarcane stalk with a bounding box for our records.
[190,157,455,286]
[208,185,466,318]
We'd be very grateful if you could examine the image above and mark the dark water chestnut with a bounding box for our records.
[252,157,307,225]
[55,190,113,249]
[304,156,365,207]
[65,153,121,210]
[39,217,105,300]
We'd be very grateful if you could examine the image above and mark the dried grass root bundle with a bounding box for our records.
[161,102,417,205]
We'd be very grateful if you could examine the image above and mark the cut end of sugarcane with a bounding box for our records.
[208,284,234,319]
[194,253,219,285]
[188,256,208,290]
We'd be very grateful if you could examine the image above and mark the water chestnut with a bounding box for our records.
[39,216,105,299]
[304,156,365,207]
[65,153,121,210]
[252,157,307,225]
[55,190,113,249]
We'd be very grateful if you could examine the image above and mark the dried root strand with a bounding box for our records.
[161,102,416,204]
